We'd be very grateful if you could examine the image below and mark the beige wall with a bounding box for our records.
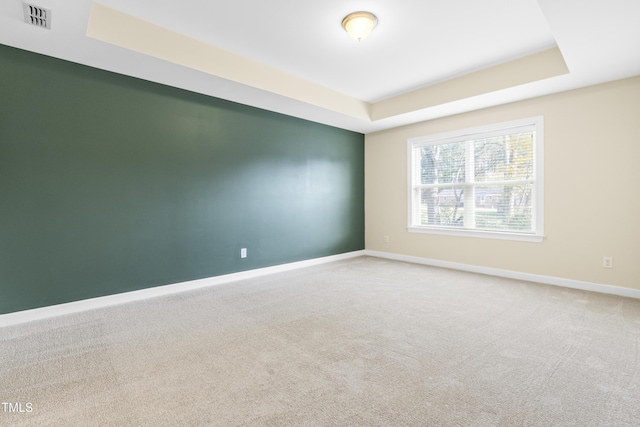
[365,76,640,290]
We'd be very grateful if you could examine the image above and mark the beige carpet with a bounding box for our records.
[1,256,639,426]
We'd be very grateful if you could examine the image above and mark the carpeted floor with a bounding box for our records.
[1,256,639,426]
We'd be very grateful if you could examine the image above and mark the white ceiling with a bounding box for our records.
[94,0,557,103]
[1,0,639,133]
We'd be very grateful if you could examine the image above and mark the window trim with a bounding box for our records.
[407,116,544,242]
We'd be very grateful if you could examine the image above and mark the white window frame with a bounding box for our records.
[407,116,544,242]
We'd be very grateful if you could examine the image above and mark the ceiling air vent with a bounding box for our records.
[23,2,51,30]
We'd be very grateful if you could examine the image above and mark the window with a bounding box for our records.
[408,116,544,242]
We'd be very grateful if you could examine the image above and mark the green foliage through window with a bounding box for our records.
[409,117,543,240]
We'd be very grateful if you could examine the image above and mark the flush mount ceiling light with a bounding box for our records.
[341,11,378,42]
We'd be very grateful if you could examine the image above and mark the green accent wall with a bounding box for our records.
[0,44,364,315]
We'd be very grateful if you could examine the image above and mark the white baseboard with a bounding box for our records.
[4,249,636,328]
[364,250,640,300]
[0,250,365,328]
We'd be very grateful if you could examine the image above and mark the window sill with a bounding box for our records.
[407,226,545,243]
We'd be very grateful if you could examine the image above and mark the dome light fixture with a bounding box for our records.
[341,11,378,42]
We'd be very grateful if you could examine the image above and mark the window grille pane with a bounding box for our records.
[474,184,533,232]
[474,132,534,183]
[419,142,465,185]
[418,186,464,227]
